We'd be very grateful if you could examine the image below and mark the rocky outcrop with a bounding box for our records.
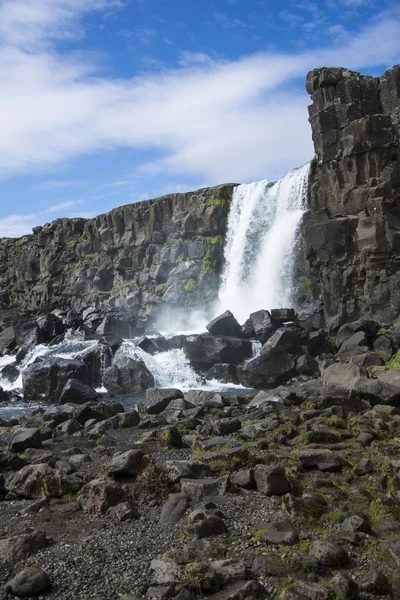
[305,64,400,330]
[0,184,234,322]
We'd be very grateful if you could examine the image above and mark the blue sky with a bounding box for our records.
[0,0,399,236]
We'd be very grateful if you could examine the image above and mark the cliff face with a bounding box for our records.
[305,65,400,330]
[0,184,235,322]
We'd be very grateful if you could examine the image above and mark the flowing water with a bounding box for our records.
[217,163,310,323]
[0,163,310,415]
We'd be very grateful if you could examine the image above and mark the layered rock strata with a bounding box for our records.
[0,185,234,321]
[305,64,400,329]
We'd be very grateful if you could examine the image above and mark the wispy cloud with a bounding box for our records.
[0,0,123,50]
[214,12,248,28]
[0,0,399,189]
[120,27,157,45]
[0,198,90,237]
[42,199,84,213]
[29,178,86,191]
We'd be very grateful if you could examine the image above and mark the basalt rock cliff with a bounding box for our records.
[0,185,234,325]
[305,64,400,330]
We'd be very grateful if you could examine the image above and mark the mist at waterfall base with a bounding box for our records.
[0,162,310,416]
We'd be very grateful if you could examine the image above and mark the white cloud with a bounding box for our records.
[42,199,84,213]
[0,0,122,50]
[0,0,399,188]
[0,213,37,237]
[0,200,90,237]
[29,179,86,190]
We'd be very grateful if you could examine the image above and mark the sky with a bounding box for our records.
[0,0,399,237]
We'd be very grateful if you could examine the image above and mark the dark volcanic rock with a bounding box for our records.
[0,184,235,321]
[0,363,19,383]
[22,357,90,402]
[144,388,183,414]
[305,65,400,330]
[183,334,252,369]
[249,309,276,344]
[103,353,154,394]
[237,352,295,388]
[58,378,100,405]
[206,310,243,337]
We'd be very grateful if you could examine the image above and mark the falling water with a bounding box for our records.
[218,162,310,323]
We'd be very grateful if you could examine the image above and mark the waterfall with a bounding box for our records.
[218,162,310,324]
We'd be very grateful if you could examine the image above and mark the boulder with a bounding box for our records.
[298,449,345,472]
[258,520,299,545]
[338,331,368,359]
[8,428,42,452]
[103,353,154,394]
[144,388,183,414]
[137,335,169,354]
[58,378,100,405]
[6,464,62,498]
[183,334,252,369]
[249,309,276,344]
[23,357,90,402]
[109,450,146,478]
[77,478,128,514]
[206,310,243,337]
[322,362,366,388]
[181,475,230,499]
[185,390,226,408]
[159,493,189,524]
[310,540,349,567]
[0,530,47,565]
[184,509,228,539]
[374,335,393,358]
[237,351,295,388]
[106,502,138,523]
[253,465,290,495]
[5,567,51,598]
[0,363,19,383]
[262,327,301,355]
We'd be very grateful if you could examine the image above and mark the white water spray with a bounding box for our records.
[218,163,310,323]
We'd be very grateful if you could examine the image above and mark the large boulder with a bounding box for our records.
[77,478,128,514]
[262,327,301,356]
[206,310,243,337]
[58,378,100,405]
[0,363,20,383]
[22,357,90,402]
[183,334,252,370]
[237,352,295,388]
[5,567,51,598]
[143,388,183,414]
[7,428,42,453]
[6,464,62,498]
[249,310,276,344]
[322,362,366,388]
[103,353,154,394]
[0,531,47,565]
